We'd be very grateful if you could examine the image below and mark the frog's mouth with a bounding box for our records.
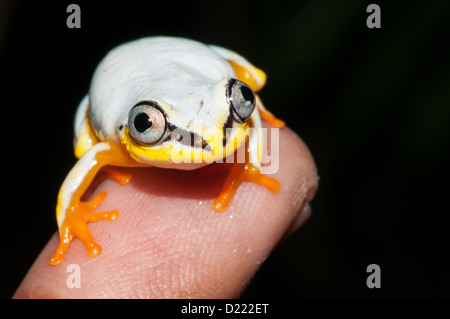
[120,120,250,165]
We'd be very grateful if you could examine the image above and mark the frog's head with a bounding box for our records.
[88,37,260,169]
[119,77,256,168]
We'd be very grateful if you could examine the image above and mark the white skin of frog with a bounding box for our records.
[88,37,237,144]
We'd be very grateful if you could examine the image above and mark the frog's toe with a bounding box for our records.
[244,164,280,192]
[50,237,71,266]
[82,191,120,222]
[99,166,132,185]
[85,242,102,258]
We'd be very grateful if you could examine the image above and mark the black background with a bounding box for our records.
[1,0,450,298]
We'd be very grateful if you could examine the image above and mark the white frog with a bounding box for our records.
[50,36,285,265]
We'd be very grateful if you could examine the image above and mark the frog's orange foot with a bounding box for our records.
[50,191,119,266]
[256,98,285,128]
[260,111,286,128]
[213,163,280,212]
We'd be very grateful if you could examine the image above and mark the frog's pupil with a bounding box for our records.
[240,86,254,104]
[134,113,153,133]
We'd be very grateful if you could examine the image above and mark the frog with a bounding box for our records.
[50,36,285,266]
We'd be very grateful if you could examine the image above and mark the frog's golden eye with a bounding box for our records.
[128,101,167,145]
[227,79,256,123]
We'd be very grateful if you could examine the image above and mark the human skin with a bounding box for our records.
[14,123,318,298]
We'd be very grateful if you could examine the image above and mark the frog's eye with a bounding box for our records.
[128,101,166,145]
[227,79,256,123]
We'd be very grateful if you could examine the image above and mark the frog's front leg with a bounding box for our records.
[50,142,134,266]
[213,107,280,212]
[213,162,281,212]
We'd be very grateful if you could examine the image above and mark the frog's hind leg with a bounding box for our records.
[255,95,285,128]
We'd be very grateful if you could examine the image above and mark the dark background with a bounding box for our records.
[1,0,449,298]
